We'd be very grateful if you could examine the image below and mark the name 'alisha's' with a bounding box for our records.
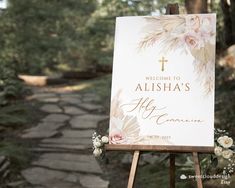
[135,82,190,92]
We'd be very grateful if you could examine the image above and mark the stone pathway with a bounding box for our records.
[21,87,109,188]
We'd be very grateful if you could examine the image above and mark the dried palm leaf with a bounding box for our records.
[138,135,173,145]
[138,32,164,49]
[110,90,124,119]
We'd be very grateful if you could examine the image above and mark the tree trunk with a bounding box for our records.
[185,0,208,13]
[166,4,179,14]
[230,0,235,44]
[220,0,234,46]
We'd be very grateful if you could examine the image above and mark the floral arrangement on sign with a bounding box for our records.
[138,15,216,95]
[92,128,235,177]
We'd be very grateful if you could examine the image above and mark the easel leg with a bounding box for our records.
[192,152,203,188]
[169,154,175,188]
[127,150,140,188]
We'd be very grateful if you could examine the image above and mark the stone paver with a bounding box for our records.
[44,182,82,188]
[22,122,65,139]
[25,122,65,132]
[78,103,103,111]
[30,93,57,99]
[22,131,58,139]
[21,88,109,187]
[70,114,108,129]
[21,167,99,188]
[21,167,67,185]
[82,95,100,103]
[80,175,109,188]
[40,104,62,113]
[6,181,26,187]
[60,97,81,105]
[59,93,82,98]
[42,114,70,123]
[0,156,6,165]
[62,130,94,138]
[32,153,102,174]
[41,137,91,145]
[83,93,98,98]
[37,97,60,103]
[31,148,67,152]
[37,131,92,150]
[63,106,87,115]
[39,144,89,150]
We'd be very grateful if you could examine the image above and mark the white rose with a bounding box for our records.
[214,146,223,156]
[217,136,233,148]
[93,148,102,157]
[101,136,109,144]
[222,149,233,159]
[93,140,102,148]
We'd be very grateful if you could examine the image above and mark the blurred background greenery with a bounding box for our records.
[0,0,235,187]
[0,0,235,102]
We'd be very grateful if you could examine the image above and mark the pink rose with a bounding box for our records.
[109,131,126,144]
[185,35,199,49]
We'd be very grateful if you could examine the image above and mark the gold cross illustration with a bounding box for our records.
[159,57,168,71]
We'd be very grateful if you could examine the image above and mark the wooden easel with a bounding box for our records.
[105,145,214,188]
[106,4,214,188]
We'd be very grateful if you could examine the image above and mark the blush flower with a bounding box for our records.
[109,131,126,144]
[185,35,200,49]
[109,116,140,144]
[109,117,127,144]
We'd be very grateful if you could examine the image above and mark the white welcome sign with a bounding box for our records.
[109,14,216,147]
